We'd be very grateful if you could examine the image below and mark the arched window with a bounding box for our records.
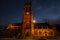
[25,24,31,29]
[26,32,30,36]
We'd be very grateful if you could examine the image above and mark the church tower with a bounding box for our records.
[22,0,34,37]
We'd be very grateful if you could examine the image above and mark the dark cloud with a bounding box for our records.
[32,0,60,24]
[0,0,60,26]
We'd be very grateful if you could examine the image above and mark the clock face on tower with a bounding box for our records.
[26,12,29,15]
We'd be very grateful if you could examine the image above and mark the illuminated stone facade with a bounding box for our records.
[33,28,55,37]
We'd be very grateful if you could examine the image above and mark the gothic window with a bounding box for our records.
[48,31,53,36]
[25,24,31,29]
[34,31,37,35]
[25,7,28,12]
[44,31,47,36]
[26,32,30,36]
[39,31,42,35]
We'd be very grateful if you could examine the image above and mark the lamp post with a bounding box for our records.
[33,20,36,23]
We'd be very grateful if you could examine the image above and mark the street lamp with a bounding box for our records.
[33,20,36,23]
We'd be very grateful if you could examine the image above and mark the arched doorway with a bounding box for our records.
[25,32,30,36]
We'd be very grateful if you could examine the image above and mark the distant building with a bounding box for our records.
[7,23,21,29]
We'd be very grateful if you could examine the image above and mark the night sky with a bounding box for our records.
[0,0,60,26]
